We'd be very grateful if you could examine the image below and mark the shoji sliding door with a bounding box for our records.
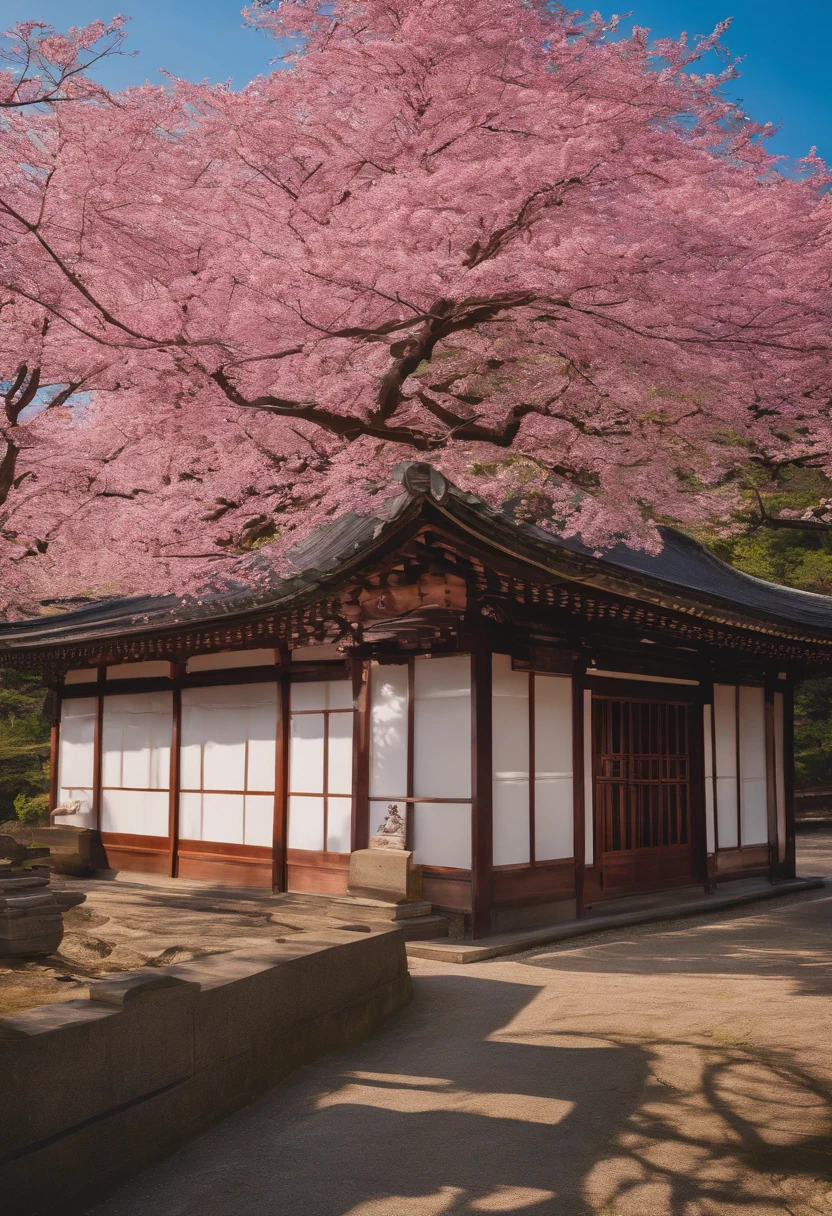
[100,691,173,873]
[177,682,278,886]
[711,682,775,874]
[56,697,97,828]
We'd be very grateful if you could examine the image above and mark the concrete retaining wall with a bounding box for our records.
[0,925,411,1215]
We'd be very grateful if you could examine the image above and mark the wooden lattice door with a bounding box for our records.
[593,696,695,894]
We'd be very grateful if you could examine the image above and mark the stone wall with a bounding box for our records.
[0,925,411,1215]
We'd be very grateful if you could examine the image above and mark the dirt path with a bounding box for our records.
[93,835,832,1216]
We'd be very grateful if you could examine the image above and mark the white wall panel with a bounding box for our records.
[369,663,409,798]
[535,675,573,861]
[413,655,471,799]
[493,780,531,865]
[291,643,342,662]
[491,655,530,866]
[703,703,715,854]
[774,692,786,862]
[288,795,324,850]
[328,713,354,795]
[101,789,168,836]
[739,685,768,846]
[244,794,274,847]
[289,713,325,793]
[413,802,471,869]
[535,778,574,860]
[65,669,98,685]
[326,796,352,853]
[202,792,244,844]
[246,701,278,791]
[58,697,96,825]
[106,660,170,680]
[186,649,275,672]
[713,684,739,849]
[102,692,172,792]
[291,680,351,712]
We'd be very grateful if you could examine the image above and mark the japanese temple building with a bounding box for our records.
[1,461,828,938]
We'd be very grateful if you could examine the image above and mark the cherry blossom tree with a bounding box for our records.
[1,0,831,614]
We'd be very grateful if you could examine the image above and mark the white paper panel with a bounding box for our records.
[291,643,342,661]
[179,791,202,841]
[290,679,351,712]
[186,649,275,672]
[493,780,531,866]
[244,794,274,847]
[101,692,172,791]
[59,697,97,790]
[180,685,277,794]
[327,796,352,853]
[413,802,471,869]
[716,776,739,848]
[535,675,573,776]
[328,712,354,795]
[369,663,409,798]
[703,704,715,853]
[106,661,170,680]
[713,684,738,777]
[774,692,786,862]
[65,669,98,685]
[205,792,244,843]
[101,789,168,836]
[492,654,529,777]
[739,685,768,845]
[583,690,594,866]
[288,795,325,851]
[289,713,325,793]
[535,777,574,860]
[413,655,471,799]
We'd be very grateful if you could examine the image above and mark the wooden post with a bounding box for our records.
[48,693,61,814]
[783,679,797,879]
[571,660,587,918]
[92,666,105,832]
[272,647,290,892]
[168,663,183,879]
[470,647,493,940]
[351,657,370,853]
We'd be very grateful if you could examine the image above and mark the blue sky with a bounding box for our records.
[2,0,829,162]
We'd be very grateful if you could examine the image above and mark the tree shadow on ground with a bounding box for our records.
[96,969,832,1216]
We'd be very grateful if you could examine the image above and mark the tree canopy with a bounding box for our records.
[1,1,831,613]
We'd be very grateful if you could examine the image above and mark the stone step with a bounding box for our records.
[327,896,433,922]
[400,914,450,942]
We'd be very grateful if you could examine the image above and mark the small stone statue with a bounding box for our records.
[369,804,406,851]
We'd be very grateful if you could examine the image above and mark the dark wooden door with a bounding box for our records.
[593,695,695,893]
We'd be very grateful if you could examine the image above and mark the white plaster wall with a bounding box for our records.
[56,696,97,826]
[534,675,574,860]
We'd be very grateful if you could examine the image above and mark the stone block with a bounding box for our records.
[348,848,421,902]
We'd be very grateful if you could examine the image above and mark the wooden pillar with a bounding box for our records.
[351,657,370,853]
[272,649,291,892]
[92,666,105,832]
[48,693,61,814]
[782,680,797,879]
[471,647,493,940]
[764,682,778,879]
[571,660,587,918]
[168,664,183,879]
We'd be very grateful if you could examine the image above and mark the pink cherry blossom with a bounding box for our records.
[1,1,830,615]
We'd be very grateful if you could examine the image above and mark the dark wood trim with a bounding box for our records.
[272,653,290,892]
[584,676,701,701]
[286,847,350,895]
[764,683,778,874]
[690,683,708,885]
[49,704,60,813]
[406,656,415,852]
[92,668,105,831]
[735,683,742,849]
[709,680,720,858]
[100,830,169,876]
[168,670,183,878]
[351,658,370,852]
[528,671,536,865]
[572,661,587,917]
[492,859,575,908]
[471,647,493,939]
[176,838,272,860]
[783,681,797,878]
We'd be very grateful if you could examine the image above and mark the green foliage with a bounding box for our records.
[13,791,50,826]
[702,468,832,789]
[0,668,51,822]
